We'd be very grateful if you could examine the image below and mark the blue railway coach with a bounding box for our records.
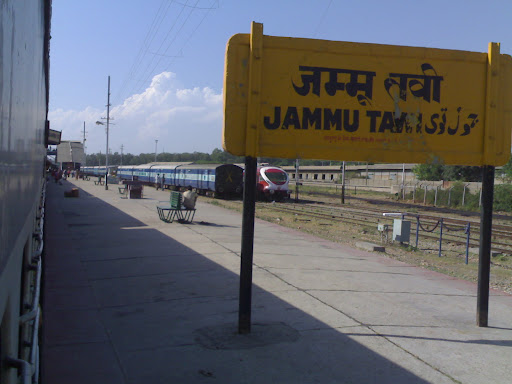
[173,164,243,196]
[117,163,243,197]
[81,165,117,178]
[117,162,192,184]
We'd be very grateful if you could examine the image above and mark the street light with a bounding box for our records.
[96,75,111,190]
[95,120,108,189]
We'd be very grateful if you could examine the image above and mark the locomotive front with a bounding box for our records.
[257,166,291,201]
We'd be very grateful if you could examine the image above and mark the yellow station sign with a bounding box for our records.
[223,22,512,166]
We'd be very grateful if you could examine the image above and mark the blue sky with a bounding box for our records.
[49,0,512,156]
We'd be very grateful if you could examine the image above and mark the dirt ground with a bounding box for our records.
[205,192,512,295]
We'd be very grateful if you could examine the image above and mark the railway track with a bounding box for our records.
[253,199,512,269]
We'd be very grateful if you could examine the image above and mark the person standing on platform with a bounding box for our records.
[183,186,198,209]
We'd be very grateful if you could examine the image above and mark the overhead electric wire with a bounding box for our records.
[113,0,174,105]
[313,0,333,37]
[112,0,218,114]
[131,0,200,96]
[118,0,192,103]
[173,0,218,9]
[161,0,216,74]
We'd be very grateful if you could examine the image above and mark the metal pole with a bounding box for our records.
[105,75,111,191]
[83,121,86,166]
[239,156,257,334]
[423,186,427,205]
[465,222,471,265]
[295,159,299,203]
[438,218,443,257]
[401,163,405,200]
[341,161,346,204]
[155,139,158,162]
[415,216,420,249]
[462,184,467,206]
[477,165,495,327]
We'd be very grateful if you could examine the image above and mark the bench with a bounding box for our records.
[157,191,196,223]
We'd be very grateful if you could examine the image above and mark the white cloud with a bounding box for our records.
[48,72,223,155]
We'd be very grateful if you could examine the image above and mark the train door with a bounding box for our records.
[201,170,208,191]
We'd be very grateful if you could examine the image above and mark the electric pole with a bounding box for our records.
[105,76,111,190]
[83,121,87,165]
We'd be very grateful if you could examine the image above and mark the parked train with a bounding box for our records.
[257,165,291,201]
[81,162,291,200]
[80,165,118,178]
[82,163,244,197]
[0,1,51,383]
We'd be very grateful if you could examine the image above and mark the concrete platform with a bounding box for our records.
[42,178,512,384]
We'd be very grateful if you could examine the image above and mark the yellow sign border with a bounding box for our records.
[223,23,512,166]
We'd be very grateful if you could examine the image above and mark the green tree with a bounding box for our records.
[442,166,481,181]
[494,184,512,211]
[501,155,512,180]
[412,164,482,182]
[412,163,444,180]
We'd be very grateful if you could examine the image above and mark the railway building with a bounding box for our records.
[282,163,418,185]
[56,141,86,171]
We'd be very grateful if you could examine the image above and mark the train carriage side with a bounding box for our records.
[131,164,152,183]
[81,165,93,176]
[0,1,51,383]
[117,165,135,181]
[175,164,209,191]
[149,162,194,189]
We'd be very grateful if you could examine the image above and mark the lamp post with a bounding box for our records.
[96,76,111,190]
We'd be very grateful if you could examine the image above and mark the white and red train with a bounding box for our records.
[256,165,291,201]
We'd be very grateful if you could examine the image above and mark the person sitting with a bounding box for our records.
[182,187,198,210]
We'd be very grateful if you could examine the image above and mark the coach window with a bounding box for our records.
[299,174,302,179]
[330,174,334,180]
[314,174,318,180]
[322,174,326,180]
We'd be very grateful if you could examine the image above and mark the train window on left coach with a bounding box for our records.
[264,169,287,185]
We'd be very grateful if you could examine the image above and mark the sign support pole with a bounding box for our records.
[238,22,263,334]
[239,156,257,334]
[477,43,499,327]
[477,165,495,327]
